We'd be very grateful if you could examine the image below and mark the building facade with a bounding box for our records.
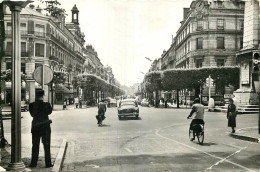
[1,4,86,104]
[158,0,245,105]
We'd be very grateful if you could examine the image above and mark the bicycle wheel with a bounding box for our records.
[197,131,204,144]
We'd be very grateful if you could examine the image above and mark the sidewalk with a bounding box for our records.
[231,127,260,143]
[0,133,63,171]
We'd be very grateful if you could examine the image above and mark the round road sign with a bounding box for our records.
[33,65,53,85]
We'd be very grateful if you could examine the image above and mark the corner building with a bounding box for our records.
[166,0,245,104]
[1,4,85,104]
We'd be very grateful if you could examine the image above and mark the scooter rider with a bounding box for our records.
[187,98,205,141]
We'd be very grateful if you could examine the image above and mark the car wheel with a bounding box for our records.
[135,115,139,119]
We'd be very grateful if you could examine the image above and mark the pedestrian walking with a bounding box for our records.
[29,90,53,168]
[75,97,79,108]
[96,100,106,126]
[227,98,237,133]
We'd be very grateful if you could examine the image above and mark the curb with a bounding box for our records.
[229,128,260,143]
[52,139,68,172]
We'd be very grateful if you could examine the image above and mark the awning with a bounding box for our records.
[55,84,73,94]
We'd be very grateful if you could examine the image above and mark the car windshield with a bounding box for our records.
[121,101,136,106]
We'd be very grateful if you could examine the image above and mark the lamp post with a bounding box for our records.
[4,0,33,171]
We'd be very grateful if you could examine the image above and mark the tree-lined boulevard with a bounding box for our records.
[2,106,259,171]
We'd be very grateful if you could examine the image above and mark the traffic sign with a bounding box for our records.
[33,65,53,85]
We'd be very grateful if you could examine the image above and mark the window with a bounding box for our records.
[196,37,203,49]
[217,37,225,49]
[217,59,225,67]
[7,22,12,34]
[240,20,244,31]
[187,41,190,52]
[21,42,26,57]
[217,1,223,8]
[21,63,26,74]
[217,19,224,30]
[6,62,12,70]
[35,43,44,57]
[196,59,203,68]
[20,23,26,35]
[240,37,243,49]
[197,20,203,30]
[35,24,45,37]
[6,42,12,52]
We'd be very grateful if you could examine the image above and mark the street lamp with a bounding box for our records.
[3,0,33,171]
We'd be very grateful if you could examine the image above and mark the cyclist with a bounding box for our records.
[187,98,205,141]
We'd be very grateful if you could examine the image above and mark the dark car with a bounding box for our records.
[118,99,139,119]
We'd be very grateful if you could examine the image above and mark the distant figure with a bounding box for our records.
[96,100,107,126]
[63,99,67,110]
[29,90,53,168]
[79,98,82,108]
[165,99,168,108]
[227,98,237,133]
[75,97,79,108]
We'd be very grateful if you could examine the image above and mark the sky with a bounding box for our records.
[34,0,193,87]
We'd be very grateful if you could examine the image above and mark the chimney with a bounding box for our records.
[183,8,190,20]
[36,5,42,13]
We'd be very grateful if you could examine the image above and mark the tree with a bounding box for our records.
[39,0,66,18]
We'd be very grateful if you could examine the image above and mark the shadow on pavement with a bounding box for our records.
[198,142,218,146]
[98,124,111,127]
[119,117,142,121]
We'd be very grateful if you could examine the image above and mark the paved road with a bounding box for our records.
[55,107,259,172]
[3,106,259,171]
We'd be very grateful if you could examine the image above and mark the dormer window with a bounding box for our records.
[217,1,223,8]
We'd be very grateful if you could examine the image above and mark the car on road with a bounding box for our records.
[141,99,149,107]
[110,98,117,107]
[118,99,139,119]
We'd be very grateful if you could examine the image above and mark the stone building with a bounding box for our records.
[1,4,86,104]
[160,0,245,104]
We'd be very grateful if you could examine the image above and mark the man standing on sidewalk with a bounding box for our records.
[29,90,53,168]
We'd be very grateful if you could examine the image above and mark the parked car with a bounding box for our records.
[118,99,139,119]
[110,98,117,107]
[141,99,149,107]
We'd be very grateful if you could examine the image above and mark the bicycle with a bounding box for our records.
[187,117,204,145]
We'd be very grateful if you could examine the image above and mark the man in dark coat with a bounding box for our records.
[29,90,53,168]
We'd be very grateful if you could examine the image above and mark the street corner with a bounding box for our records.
[230,127,260,143]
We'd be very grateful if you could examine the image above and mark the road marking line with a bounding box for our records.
[155,127,255,172]
[207,142,253,171]
[125,148,133,153]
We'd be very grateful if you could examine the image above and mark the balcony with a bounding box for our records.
[3,51,28,57]
[5,30,46,38]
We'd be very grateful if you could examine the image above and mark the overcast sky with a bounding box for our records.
[34,0,193,87]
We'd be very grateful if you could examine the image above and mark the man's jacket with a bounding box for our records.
[29,100,52,133]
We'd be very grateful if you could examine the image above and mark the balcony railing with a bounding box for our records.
[5,30,46,38]
[3,51,28,57]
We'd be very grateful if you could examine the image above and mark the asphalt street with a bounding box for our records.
[3,106,260,171]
